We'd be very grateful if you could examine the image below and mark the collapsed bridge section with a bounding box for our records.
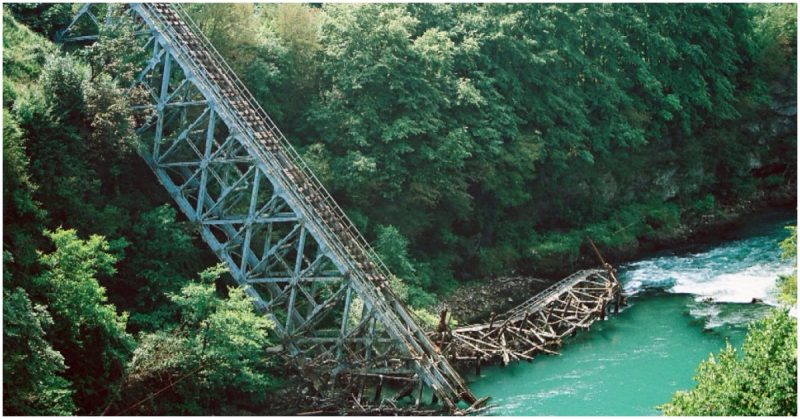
[435,269,624,368]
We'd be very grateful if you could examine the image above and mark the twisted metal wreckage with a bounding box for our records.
[58,4,623,414]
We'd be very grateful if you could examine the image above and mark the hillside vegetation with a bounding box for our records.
[2,3,796,415]
[184,3,796,299]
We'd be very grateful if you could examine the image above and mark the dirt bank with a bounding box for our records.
[437,276,555,325]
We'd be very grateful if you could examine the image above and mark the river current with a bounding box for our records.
[468,210,795,415]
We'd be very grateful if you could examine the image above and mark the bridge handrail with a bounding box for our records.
[504,269,605,319]
[454,269,606,332]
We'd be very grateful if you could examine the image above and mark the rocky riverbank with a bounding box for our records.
[604,185,796,264]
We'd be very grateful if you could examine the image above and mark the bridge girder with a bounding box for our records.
[58,3,475,411]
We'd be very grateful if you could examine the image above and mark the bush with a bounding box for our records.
[660,310,797,416]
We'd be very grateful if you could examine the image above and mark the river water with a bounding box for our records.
[468,210,795,415]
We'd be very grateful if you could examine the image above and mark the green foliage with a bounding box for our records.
[753,4,797,87]
[376,225,416,280]
[661,310,797,416]
[376,225,436,307]
[2,110,42,222]
[122,205,201,331]
[144,3,798,300]
[410,306,442,331]
[260,3,321,121]
[3,287,75,416]
[529,201,682,273]
[280,3,795,286]
[778,225,797,305]
[2,8,55,91]
[80,6,149,85]
[692,194,717,215]
[109,266,276,415]
[183,4,290,120]
[40,53,87,118]
[81,73,145,191]
[4,3,73,39]
[2,109,46,277]
[16,52,125,237]
[780,225,797,261]
[778,272,797,306]
[2,11,218,414]
[33,228,134,414]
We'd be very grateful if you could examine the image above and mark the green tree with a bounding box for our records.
[79,5,149,85]
[3,287,75,416]
[376,224,436,307]
[108,265,277,415]
[118,205,202,332]
[184,4,293,122]
[33,228,134,414]
[778,225,797,305]
[661,310,797,416]
[4,3,73,39]
[2,109,46,277]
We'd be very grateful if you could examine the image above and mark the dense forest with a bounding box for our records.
[2,3,796,415]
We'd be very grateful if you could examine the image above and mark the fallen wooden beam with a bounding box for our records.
[436,268,623,370]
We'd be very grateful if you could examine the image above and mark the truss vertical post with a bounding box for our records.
[153,52,172,161]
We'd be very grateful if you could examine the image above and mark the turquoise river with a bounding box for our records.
[467,210,796,415]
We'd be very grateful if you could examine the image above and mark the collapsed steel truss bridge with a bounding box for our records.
[59,4,623,413]
[60,3,475,411]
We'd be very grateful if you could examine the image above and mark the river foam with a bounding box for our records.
[621,231,793,306]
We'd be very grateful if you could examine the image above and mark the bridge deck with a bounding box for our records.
[454,269,605,333]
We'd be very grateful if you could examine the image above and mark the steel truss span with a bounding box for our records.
[59,3,476,412]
